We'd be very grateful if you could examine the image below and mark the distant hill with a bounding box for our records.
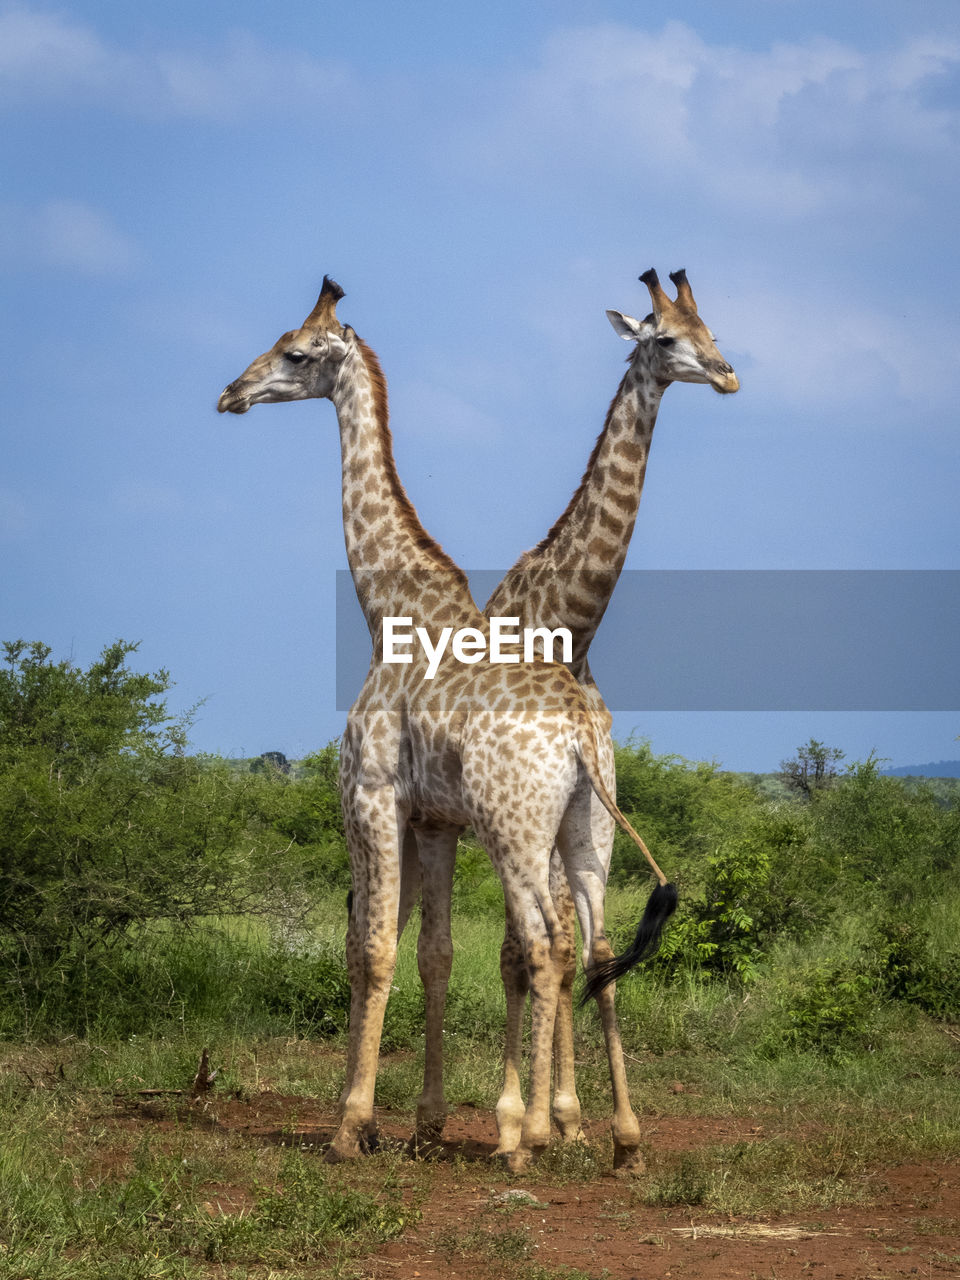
[882,760,960,778]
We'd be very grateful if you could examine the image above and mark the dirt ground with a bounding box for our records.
[120,1089,960,1280]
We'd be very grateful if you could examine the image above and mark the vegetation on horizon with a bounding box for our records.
[1,639,959,1275]
[1,639,958,1044]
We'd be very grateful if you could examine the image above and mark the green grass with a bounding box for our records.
[0,1073,413,1280]
[641,1140,867,1215]
[1,984,959,1277]
[1,826,959,1276]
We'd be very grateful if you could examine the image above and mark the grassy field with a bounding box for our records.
[2,657,958,1276]
[2,888,959,1279]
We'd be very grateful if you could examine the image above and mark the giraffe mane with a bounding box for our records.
[354,336,470,586]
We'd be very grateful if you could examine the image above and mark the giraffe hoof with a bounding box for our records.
[506,1146,537,1173]
[552,1095,583,1143]
[414,1109,446,1144]
[323,1142,358,1163]
[324,1126,378,1162]
[493,1128,523,1158]
[408,1129,445,1160]
[612,1141,646,1176]
[559,1126,587,1145]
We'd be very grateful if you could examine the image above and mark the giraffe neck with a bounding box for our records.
[332,338,476,638]
[488,349,664,673]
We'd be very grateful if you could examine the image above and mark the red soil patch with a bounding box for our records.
[105,1090,960,1280]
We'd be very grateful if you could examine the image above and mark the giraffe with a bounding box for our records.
[409,268,739,1160]
[217,276,674,1172]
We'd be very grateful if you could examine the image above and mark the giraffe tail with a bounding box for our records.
[579,880,678,1003]
[574,727,678,1004]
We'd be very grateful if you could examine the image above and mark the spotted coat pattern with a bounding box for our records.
[216,277,702,1171]
[407,270,739,1164]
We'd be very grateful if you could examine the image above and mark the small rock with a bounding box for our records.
[492,1189,543,1206]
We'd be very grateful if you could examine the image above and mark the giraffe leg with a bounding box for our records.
[339,828,415,1141]
[508,905,569,1172]
[338,894,374,1140]
[591,948,644,1173]
[411,822,458,1153]
[328,783,404,1163]
[497,852,581,1155]
[462,731,579,1172]
[549,850,584,1144]
[494,905,528,1158]
[472,831,564,1170]
[556,783,645,1174]
[397,824,422,937]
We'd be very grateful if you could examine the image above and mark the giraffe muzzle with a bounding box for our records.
[710,367,740,395]
[217,383,251,414]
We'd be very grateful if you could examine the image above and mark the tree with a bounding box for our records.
[0,639,181,770]
[0,640,265,968]
[251,750,291,775]
[779,739,845,798]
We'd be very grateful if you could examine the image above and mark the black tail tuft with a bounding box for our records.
[580,881,678,1006]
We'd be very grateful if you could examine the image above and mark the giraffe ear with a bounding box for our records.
[606,310,642,341]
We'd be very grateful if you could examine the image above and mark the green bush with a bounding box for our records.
[759,959,880,1056]
[1,643,261,1016]
[246,743,349,890]
[874,916,960,1019]
[0,640,349,1034]
[251,939,352,1037]
[621,746,960,990]
[2,644,956,1059]
[611,737,761,889]
[807,758,959,904]
[663,834,773,982]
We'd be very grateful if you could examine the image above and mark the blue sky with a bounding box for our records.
[2,0,958,770]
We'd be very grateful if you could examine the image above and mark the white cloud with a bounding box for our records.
[503,251,960,425]
[454,22,960,221]
[719,282,960,417]
[0,7,120,97]
[0,5,350,120]
[433,21,960,424]
[0,199,138,275]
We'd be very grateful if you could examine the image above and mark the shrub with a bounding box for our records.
[0,643,253,943]
[251,939,352,1037]
[611,738,761,889]
[0,640,299,1031]
[874,916,960,1019]
[664,833,774,982]
[759,959,880,1056]
[807,757,958,904]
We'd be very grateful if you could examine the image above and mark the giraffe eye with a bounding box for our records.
[656,336,676,348]
[286,350,307,364]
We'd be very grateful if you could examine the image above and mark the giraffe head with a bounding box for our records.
[218,275,354,414]
[606,269,739,395]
